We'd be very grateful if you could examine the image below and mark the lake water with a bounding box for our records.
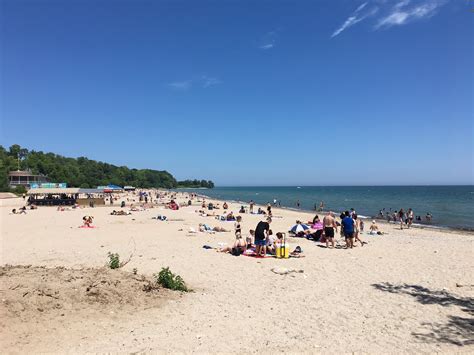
[179,186,474,230]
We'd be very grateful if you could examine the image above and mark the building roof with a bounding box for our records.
[27,188,104,195]
[8,170,46,177]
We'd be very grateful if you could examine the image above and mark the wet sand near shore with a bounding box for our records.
[1,193,473,353]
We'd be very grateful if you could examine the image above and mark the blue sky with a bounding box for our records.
[1,0,473,186]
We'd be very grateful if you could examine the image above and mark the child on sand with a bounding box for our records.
[82,216,93,227]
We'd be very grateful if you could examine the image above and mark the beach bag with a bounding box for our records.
[275,233,289,259]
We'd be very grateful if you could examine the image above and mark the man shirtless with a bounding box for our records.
[323,211,338,248]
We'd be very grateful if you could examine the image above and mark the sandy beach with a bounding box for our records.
[1,192,473,353]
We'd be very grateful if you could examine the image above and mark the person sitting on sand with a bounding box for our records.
[265,229,275,251]
[308,217,324,241]
[83,216,94,227]
[167,200,179,210]
[223,202,228,210]
[11,208,17,214]
[267,231,286,254]
[257,207,266,215]
[246,229,255,249]
[234,216,242,238]
[369,220,384,235]
[239,205,246,213]
[226,211,235,221]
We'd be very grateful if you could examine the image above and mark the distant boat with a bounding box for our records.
[297,187,301,189]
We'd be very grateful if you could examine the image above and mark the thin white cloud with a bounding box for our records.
[259,31,277,49]
[201,76,221,88]
[259,43,274,50]
[331,2,370,37]
[331,0,448,37]
[376,0,441,28]
[168,76,221,91]
[169,81,192,90]
[356,2,369,12]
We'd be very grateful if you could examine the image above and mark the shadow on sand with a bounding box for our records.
[372,282,474,346]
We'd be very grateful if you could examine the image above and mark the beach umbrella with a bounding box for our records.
[289,223,310,233]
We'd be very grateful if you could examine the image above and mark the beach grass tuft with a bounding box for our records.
[107,252,121,269]
[155,267,189,292]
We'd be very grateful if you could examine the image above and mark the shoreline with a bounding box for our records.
[191,191,474,234]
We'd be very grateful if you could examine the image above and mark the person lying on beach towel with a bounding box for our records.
[199,224,229,233]
[111,210,131,215]
[217,236,247,256]
[197,209,215,217]
[289,246,305,258]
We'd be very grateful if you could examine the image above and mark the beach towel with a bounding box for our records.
[78,225,96,229]
[244,254,275,258]
[243,250,275,258]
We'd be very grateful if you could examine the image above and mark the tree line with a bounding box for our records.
[0,145,214,192]
[176,179,215,188]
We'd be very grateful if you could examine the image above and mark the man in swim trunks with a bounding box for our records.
[254,217,271,256]
[341,211,355,249]
[323,211,338,248]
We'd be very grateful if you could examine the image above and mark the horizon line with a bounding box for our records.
[212,184,474,188]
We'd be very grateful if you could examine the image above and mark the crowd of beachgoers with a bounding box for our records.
[11,189,430,257]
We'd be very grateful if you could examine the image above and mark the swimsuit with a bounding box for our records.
[324,227,335,238]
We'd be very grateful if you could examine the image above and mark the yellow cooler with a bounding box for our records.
[276,244,289,259]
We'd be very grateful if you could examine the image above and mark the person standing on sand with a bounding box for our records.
[398,209,405,230]
[341,211,355,249]
[254,217,271,257]
[407,208,414,228]
[353,214,364,247]
[323,211,337,248]
[249,200,255,213]
[267,203,272,217]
